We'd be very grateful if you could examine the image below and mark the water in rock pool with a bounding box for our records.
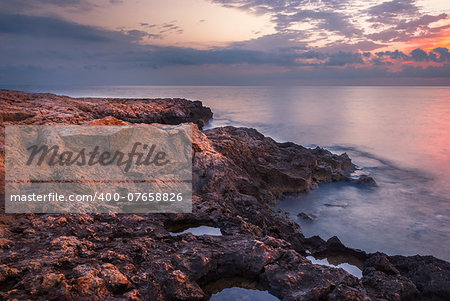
[209,288,279,301]
[306,255,363,279]
[169,226,222,236]
[11,85,450,261]
[202,277,280,301]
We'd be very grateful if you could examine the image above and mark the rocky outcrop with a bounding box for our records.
[0,90,448,300]
[203,127,351,201]
[0,89,213,129]
[356,175,377,187]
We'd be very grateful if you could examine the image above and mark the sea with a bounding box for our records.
[5,85,450,262]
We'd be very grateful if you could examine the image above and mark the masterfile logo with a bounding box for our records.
[5,124,192,213]
[26,142,170,172]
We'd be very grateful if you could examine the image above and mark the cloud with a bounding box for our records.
[365,1,448,43]
[432,48,450,62]
[211,0,449,53]
[138,22,184,39]
[367,29,409,42]
[0,0,94,13]
[326,51,364,66]
[410,48,429,61]
[292,50,364,66]
[0,12,448,86]
[231,33,308,51]
[210,0,361,40]
[375,48,450,63]
[395,13,447,31]
[126,29,161,40]
[273,10,362,37]
[209,0,346,14]
[0,13,170,44]
[376,50,409,60]
[139,46,298,68]
[367,0,419,22]
[315,41,386,53]
[0,13,112,42]
[410,47,450,62]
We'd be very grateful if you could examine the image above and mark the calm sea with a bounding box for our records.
[7,85,450,261]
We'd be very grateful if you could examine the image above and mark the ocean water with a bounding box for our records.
[7,85,450,261]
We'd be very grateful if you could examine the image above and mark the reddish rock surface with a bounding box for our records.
[0,89,212,128]
[0,90,448,300]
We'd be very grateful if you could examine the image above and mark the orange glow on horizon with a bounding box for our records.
[393,27,450,53]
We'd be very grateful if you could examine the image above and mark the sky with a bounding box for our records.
[0,0,449,85]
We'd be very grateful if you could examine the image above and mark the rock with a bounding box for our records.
[297,212,314,220]
[86,116,131,125]
[124,289,142,301]
[100,263,131,294]
[0,89,212,129]
[388,254,450,300]
[56,217,68,226]
[362,252,450,300]
[365,252,399,275]
[73,264,99,278]
[310,236,369,266]
[41,273,65,289]
[73,275,108,299]
[0,90,448,301]
[362,271,418,301]
[0,238,13,249]
[203,126,352,200]
[260,249,368,301]
[363,253,419,301]
[0,265,19,284]
[356,175,377,186]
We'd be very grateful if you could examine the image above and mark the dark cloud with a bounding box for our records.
[138,48,382,68]
[126,29,161,40]
[370,58,393,65]
[316,41,385,53]
[0,13,112,42]
[410,48,429,61]
[0,0,94,13]
[139,47,298,68]
[298,51,327,60]
[410,48,450,63]
[231,33,308,51]
[139,22,183,38]
[367,29,409,42]
[395,13,447,31]
[210,0,345,14]
[432,48,450,62]
[376,50,409,60]
[374,48,450,63]
[0,14,183,43]
[326,51,364,66]
[273,10,361,37]
[367,0,419,20]
[141,23,157,28]
[158,23,183,35]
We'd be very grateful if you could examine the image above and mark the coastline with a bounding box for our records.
[0,89,449,300]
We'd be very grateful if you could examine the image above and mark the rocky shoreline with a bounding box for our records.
[0,89,449,300]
